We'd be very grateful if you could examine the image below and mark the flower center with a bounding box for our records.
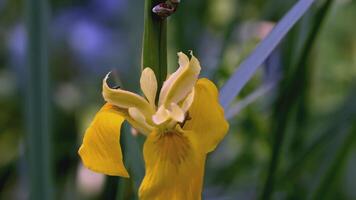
[156,131,191,168]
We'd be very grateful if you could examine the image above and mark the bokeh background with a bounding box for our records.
[1,0,356,199]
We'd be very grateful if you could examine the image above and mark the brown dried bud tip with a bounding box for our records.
[152,0,179,19]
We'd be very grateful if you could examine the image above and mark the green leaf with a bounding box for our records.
[219,0,315,109]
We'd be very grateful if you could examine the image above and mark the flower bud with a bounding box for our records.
[152,0,180,19]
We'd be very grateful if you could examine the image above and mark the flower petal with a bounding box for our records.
[139,129,205,200]
[183,78,229,153]
[169,103,185,123]
[152,106,170,125]
[128,107,154,135]
[140,67,158,106]
[102,73,154,118]
[78,104,129,177]
[116,107,152,135]
[158,52,201,107]
[180,88,195,113]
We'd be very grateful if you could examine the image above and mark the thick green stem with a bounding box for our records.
[25,0,53,199]
[142,0,168,90]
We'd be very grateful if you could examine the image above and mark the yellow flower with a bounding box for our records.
[78,52,229,200]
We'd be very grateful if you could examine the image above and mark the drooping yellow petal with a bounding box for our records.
[183,78,229,153]
[139,129,205,200]
[158,52,201,107]
[78,104,129,177]
[102,73,154,118]
[140,68,158,107]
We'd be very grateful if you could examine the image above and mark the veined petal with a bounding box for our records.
[183,78,229,153]
[139,129,205,200]
[140,68,158,107]
[158,52,201,107]
[78,104,129,177]
[102,73,154,118]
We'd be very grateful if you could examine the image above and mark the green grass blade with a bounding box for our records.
[311,123,356,199]
[219,0,315,109]
[260,0,335,199]
[284,86,356,182]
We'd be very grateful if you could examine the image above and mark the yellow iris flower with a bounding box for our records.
[78,52,229,200]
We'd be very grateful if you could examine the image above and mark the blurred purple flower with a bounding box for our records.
[69,20,109,58]
[7,24,26,59]
[90,0,128,18]
[52,8,128,74]
[68,19,128,73]
[264,48,282,83]
[51,8,88,41]
[6,24,27,83]
[198,30,222,78]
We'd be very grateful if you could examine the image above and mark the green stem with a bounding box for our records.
[142,0,168,90]
[25,0,53,199]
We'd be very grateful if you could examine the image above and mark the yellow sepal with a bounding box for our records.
[184,78,229,153]
[78,104,129,177]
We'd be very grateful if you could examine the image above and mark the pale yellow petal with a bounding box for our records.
[78,104,129,177]
[183,78,229,153]
[152,106,170,125]
[158,52,189,104]
[102,73,154,118]
[158,52,201,107]
[139,129,205,200]
[140,68,158,106]
[178,51,190,68]
[180,88,195,112]
[115,107,152,135]
[128,107,153,135]
[169,103,185,122]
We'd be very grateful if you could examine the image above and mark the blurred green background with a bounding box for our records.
[0,0,355,199]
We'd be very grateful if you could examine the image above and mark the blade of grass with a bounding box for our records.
[207,16,240,80]
[311,122,356,199]
[285,0,335,178]
[225,81,277,119]
[292,0,334,130]
[0,161,16,191]
[261,1,334,199]
[284,85,356,181]
[219,0,315,109]
[25,0,53,199]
